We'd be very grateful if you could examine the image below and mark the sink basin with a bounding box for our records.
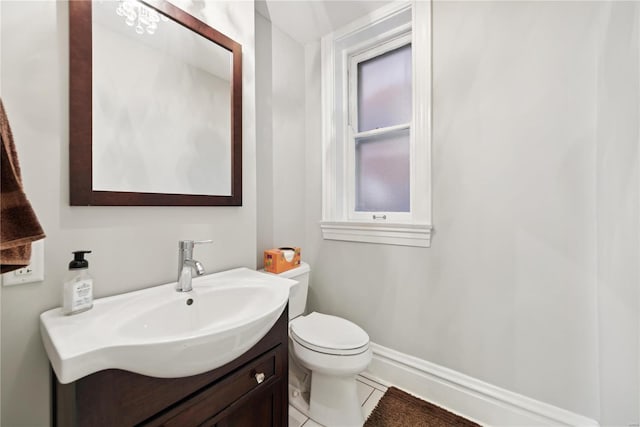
[40,268,293,384]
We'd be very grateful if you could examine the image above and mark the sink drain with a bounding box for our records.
[186,298,194,306]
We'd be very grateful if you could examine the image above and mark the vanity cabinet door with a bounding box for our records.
[154,346,284,427]
[206,378,284,427]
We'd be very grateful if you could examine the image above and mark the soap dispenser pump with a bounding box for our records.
[62,250,94,315]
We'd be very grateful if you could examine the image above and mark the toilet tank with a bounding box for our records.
[274,261,310,319]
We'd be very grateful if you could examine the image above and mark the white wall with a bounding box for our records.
[0,1,256,425]
[596,2,640,424]
[300,1,639,424]
[271,24,306,250]
[256,10,307,262]
[256,11,275,266]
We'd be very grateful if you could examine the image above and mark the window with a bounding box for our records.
[320,1,432,247]
[351,40,412,219]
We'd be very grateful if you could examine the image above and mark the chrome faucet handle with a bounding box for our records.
[179,240,213,250]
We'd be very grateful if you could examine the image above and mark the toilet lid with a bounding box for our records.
[290,312,370,356]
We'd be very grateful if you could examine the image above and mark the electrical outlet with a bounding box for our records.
[2,239,45,286]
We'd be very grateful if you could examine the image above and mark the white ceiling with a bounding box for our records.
[258,0,393,44]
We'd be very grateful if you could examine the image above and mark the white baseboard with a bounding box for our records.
[363,343,599,426]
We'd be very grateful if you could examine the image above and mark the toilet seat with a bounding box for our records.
[290,312,369,356]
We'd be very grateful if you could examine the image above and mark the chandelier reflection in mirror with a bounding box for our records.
[115,0,169,35]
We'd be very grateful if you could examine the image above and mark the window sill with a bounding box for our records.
[320,221,432,247]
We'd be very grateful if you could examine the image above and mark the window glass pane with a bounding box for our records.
[357,44,411,132]
[355,129,410,212]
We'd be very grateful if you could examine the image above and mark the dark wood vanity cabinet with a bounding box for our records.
[52,307,289,427]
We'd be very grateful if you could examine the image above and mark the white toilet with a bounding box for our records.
[272,262,372,427]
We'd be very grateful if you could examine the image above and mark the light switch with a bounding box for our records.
[2,239,45,286]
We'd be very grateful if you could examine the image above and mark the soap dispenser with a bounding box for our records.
[62,250,94,315]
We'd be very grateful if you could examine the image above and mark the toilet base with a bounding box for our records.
[289,383,310,415]
[309,372,364,427]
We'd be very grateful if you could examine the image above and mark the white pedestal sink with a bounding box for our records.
[40,268,294,384]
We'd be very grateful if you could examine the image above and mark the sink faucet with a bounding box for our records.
[177,240,212,292]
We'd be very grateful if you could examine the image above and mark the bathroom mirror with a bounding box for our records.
[69,0,242,206]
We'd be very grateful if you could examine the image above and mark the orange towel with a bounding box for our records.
[0,98,45,273]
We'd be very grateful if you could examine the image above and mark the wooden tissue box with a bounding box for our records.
[264,247,301,274]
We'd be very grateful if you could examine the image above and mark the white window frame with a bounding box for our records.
[320,1,432,247]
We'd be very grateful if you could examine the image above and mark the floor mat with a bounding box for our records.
[364,386,481,426]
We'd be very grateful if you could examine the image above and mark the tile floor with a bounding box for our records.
[288,374,389,427]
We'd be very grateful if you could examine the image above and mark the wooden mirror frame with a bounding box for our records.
[69,0,242,206]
